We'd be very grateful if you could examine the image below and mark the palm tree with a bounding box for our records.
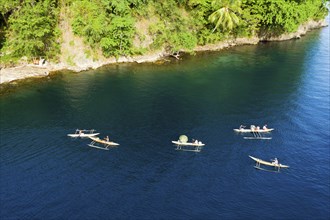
[208,0,242,33]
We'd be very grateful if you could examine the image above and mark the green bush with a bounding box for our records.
[1,0,60,61]
[241,0,328,36]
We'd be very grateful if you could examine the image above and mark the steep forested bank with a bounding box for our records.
[0,0,328,67]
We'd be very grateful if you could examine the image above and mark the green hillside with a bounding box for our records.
[0,0,328,65]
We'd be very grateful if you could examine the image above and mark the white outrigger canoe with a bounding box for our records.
[172,139,205,152]
[234,127,274,140]
[171,141,205,147]
[249,155,289,172]
[234,128,274,133]
[67,129,100,138]
[88,136,119,150]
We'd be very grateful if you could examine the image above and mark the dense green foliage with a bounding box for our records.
[242,0,329,34]
[0,0,328,64]
[0,0,20,49]
[148,0,198,53]
[70,0,136,57]
[1,0,60,63]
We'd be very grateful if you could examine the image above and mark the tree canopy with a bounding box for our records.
[0,0,328,64]
[1,0,60,63]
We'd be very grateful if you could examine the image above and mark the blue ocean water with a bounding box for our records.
[0,26,329,219]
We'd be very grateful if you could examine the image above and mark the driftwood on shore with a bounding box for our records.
[170,52,180,60]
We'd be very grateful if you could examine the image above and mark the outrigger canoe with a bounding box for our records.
[88,136,119,146]
[249,155,289,168]
[172,135,205,152]
[67,129,100,138]
[172,141,205,147]
[234,128,274,133]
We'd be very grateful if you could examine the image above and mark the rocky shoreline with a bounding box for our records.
[0,19,327,85]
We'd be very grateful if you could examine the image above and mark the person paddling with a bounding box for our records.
[272,158,279,166]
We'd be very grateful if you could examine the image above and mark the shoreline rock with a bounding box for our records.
[260,19,328,41]
[0,19,327,85]
[0,65,49,84]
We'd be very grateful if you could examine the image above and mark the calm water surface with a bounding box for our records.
[0,26,329,219]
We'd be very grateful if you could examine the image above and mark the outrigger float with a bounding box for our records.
[243,131,272,140]
[88,136,119,150]
[172,135,205,152]
[249,155,289,172]
[67,129,100,138]
[234,125,273,140]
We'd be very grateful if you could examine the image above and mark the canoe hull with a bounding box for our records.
[249,155,289,168]
[67,133,100,138]
[89,136,119,146]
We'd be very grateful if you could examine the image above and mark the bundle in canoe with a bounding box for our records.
[67,129,100,138]
[249,155,289,172]
[172,135,205,152]
[88,136,119,150]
